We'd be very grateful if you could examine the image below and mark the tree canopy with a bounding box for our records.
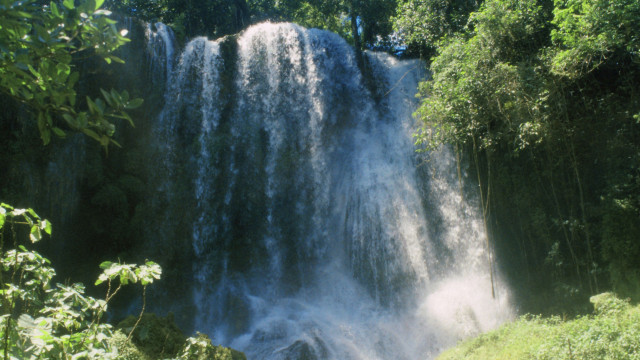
[411,0,640,309]
[103,0,398,51]
[0,0,143,148]
[393,0,482,57]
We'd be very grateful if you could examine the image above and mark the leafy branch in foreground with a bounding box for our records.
[0,203,161,359]
[0,0,143,148]
[95,260,161,342]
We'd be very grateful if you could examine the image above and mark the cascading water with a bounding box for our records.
[146,22,176,84]
[150,22,513,359]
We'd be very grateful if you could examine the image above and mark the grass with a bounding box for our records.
[436,293,640,360]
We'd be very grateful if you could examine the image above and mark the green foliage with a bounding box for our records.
[109,331,152,360]
[112,315,247,360]
[0,203,161,359]
[0,0,143,148]
[276,0,352,41]
[352,0,397,47]
[103,0,167,21]
[415,0,551,150]
[0,203,52,243]
[412,0,640,311]
[105,0,253,41]
[602,197,640,299]
[96,261,161,287]
[437,293,640,360]
[1,202,247,359]
[550,0,640,78]
[104,0,397,50]
[117,313,185,359]
[393,0,481,57]
[589,292,629,315]
[179,333,245,360]
[290,0,397,49]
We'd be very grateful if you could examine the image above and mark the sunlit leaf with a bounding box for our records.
[41,219,52,235]
[50,2,60,17]
[30,225,42,242]
[1,203,14,210]
[94,9,112,16]
[107,55,125,64]
[12,208,26,216]
[99,261,114,269]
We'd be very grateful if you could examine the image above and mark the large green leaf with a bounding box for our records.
[30,224,42,242]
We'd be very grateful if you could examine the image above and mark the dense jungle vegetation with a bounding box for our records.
[1,0,639,358]
[411,0,640,314]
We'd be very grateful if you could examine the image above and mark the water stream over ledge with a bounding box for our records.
[147,22,513,359]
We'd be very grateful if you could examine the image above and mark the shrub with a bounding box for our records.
[0,203,160,359]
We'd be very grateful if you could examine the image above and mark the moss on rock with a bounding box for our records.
[117,313,186,359]
[110,331,152,360]
[115,313,247,360]
[180,332,246,360]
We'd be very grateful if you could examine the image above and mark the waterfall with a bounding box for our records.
[146,22,176,85]
[151,22,513,360]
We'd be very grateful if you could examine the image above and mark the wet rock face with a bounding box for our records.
[282,340,320,360]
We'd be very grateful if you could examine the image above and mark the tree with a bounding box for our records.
[393,0,482,58]
[103,0,167,20]
[549,0,640,79]
[116,0,254,40]
[548,0,640,299]
[0,0,143,148]
[413,0,640,310]
[104,0,398,53]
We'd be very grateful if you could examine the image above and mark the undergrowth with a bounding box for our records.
[0,203,244,360]
[437,292,640,360]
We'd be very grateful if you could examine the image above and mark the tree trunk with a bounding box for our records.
[472,135,496,299]
[349,10,363,68]
[569,139,599,293]
[233,0,250,32]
